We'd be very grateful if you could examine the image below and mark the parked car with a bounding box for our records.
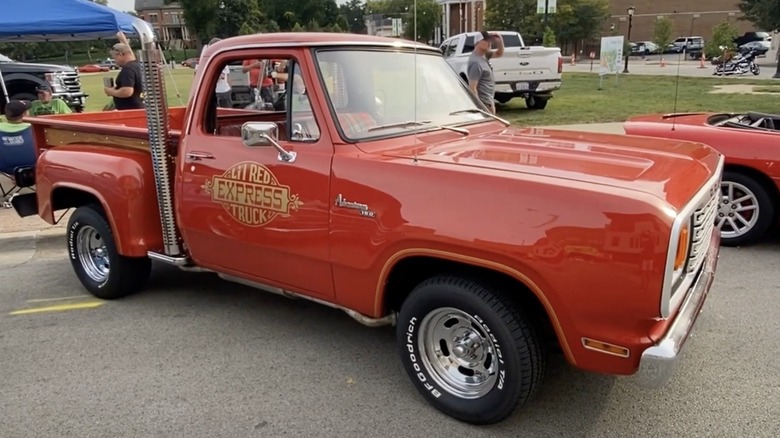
[76,64,110,73]
[0,53,87,113]
[739,40,771,56]
[440,30,562,109]
[11,31,724,425]
[734,31,772,47]
[630,41,658,56]
[670,36,705,59]
[624,111,780,246]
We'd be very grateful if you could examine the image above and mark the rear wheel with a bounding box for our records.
[396,276,546,425]
[67,204,152,299]
[525,96,548,110]
[718,171,775,246]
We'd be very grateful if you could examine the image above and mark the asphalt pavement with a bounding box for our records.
[567,53,780,80]
[1,208,779,437]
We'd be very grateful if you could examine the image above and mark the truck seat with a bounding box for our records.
[337,112,377,137]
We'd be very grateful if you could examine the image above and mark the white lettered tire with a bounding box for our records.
[67,204,152,299]
[397,276,545,424]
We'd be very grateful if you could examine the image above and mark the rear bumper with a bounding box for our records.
[632,229,720,388]
[495,79,561,95]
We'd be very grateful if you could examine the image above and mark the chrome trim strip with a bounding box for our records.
[218,273,397,328]
[634,229,719,388]
[660,154,724,318]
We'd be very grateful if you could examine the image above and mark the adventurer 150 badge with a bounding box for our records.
[202,161,303,227]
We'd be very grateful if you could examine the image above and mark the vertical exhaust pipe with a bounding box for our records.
[132,18,184,257]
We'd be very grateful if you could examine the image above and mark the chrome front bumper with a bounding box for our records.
[633,230,720,389]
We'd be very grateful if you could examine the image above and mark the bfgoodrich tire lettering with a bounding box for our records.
[397,276,545,424]
[67,204,152,299]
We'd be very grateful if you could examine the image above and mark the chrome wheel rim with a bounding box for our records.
[76,225,110,283]
[418,307,499,399]
[718,181,759,239]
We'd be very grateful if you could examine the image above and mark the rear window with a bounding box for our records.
[500,33,523,47]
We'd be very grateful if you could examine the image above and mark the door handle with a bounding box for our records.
[186,151,215,161]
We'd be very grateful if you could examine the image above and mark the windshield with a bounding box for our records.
[314,48,490,141]
[0,53,13,62]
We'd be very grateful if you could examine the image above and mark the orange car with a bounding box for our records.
[625,111,780,246]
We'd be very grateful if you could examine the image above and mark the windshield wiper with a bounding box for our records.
[449,108,510,126]
[367,119,469,135]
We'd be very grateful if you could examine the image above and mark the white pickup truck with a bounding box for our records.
[440,30,562,109]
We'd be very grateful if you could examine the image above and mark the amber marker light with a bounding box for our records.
[581,338,631,358]
[674,223,690,272]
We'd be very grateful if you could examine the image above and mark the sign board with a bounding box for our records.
[391,18,403,37]
[599,36,624,76]
[537,0,557,14]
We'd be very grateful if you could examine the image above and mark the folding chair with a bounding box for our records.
[0,124,36,208]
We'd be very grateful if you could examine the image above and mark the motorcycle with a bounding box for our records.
[713,47,760,76]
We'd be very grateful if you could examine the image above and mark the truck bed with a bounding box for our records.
[26,107,188,150]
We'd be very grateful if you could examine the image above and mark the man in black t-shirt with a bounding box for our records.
[104,40,144,110]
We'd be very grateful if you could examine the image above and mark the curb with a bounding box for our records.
[0,228,66,250]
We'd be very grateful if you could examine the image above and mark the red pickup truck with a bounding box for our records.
[10,28,724,424]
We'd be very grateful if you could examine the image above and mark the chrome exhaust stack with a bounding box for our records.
[132,18,184,257]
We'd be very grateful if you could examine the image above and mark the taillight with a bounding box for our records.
[557,56,563,73]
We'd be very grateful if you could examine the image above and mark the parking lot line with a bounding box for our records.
[26,295,94,303]
[8,301,104,315]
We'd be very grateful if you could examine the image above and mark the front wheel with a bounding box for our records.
[751,63,760,75]
[397,276,546,425]
[67,204,152,299]
[718,171,775,246]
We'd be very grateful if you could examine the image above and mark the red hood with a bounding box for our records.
[380,126,722,211]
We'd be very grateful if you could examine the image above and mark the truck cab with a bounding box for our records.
[10,31,723,426]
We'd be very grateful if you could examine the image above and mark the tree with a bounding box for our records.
[738,0,780,77]
[339,0,366,33]
[542,27,557,47]
[653,17,673,56]
[705,21,739,59]
[369,0,441,42]
[738,0,780,32]
[166,0,221,47]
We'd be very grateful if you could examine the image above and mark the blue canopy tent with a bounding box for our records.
[0,0,157,105]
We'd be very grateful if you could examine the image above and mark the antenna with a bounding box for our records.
[671,10,681,132]
[413,0,419,163]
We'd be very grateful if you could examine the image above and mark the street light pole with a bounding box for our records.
[623,6,635,74]
[774,49,780,79]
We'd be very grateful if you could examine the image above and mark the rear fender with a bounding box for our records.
[36,147,164,257]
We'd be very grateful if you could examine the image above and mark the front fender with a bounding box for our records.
[36,146,164,257]
[4,73,48,91]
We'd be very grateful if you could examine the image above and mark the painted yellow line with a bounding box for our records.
[26,295,94,303]
[8,301,104,315]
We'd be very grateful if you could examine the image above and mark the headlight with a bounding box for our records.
[672,219,691,284]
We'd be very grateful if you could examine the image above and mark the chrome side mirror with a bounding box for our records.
[241,121,296,163]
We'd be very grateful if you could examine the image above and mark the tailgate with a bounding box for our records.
[492,47,561,86]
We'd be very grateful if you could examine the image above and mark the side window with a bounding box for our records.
[462,36,475,54]
[288,61,320,142]
[441,39,457,58]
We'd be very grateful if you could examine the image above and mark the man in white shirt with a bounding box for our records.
[215,64,232,108]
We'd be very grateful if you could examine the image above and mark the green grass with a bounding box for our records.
[753,86,780,93]
[497,72,778,126]
[79,69,777,125]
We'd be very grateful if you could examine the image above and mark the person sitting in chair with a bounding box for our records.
[0,100,35,207]
[29,85,72,116]
[0,100,31,131]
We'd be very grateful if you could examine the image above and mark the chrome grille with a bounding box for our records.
[60,71,82,93]
[687,187,718,274]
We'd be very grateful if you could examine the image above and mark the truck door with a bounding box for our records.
[177,50,335,299]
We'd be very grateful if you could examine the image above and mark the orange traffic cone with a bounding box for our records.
[660,57,667,67]
[698,53,706,68]
[570,53,576,65]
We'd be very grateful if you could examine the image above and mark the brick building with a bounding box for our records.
[604,0,759,43]
[439,0,485,40]
[134,0,195,49]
